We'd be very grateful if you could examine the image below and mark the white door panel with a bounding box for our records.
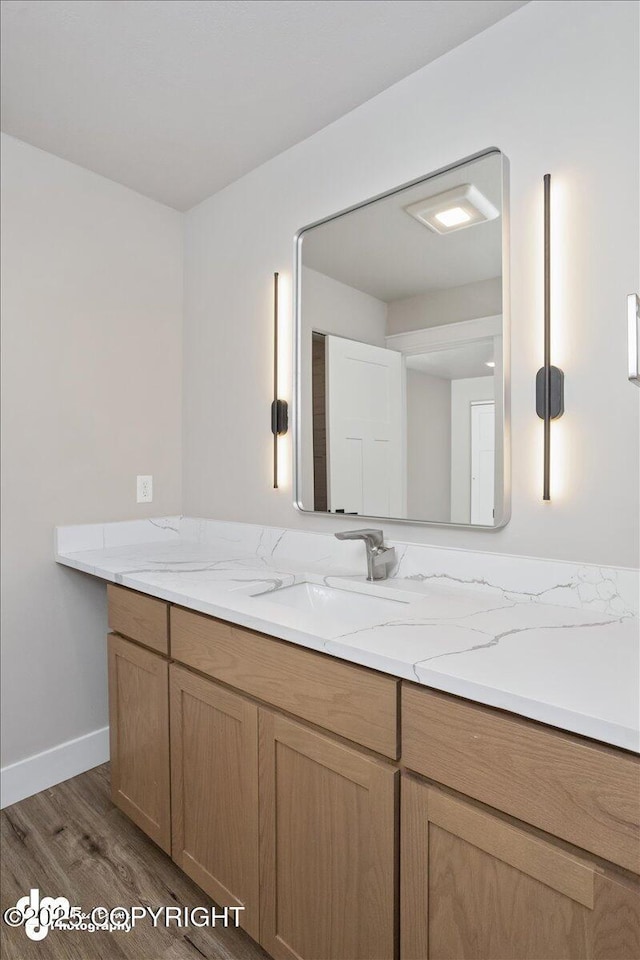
[470,401,495,525]
[326,335,404,517]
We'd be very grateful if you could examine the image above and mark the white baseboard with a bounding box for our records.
[0,726,110,809]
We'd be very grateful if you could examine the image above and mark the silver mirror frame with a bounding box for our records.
[293,147,511,530]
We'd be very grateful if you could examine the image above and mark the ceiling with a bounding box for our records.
[302,152,503,301]
[406,339,495,380]
[1,0,528,211]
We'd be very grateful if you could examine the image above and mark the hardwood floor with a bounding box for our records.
[0,763,270,960]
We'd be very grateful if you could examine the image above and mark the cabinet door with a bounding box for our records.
[170,665,259,940]
[107,633,170,853]
[401,776,640,960]
[259,711,397,960]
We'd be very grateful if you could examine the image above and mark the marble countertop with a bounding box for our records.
[55,517,640,753]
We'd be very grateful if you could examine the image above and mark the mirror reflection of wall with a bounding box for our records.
[298,150,507,527]
[390,320,502,526]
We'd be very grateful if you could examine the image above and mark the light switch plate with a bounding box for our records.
[136,475,153,503]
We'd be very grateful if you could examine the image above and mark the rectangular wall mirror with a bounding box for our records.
[294,148,510,528]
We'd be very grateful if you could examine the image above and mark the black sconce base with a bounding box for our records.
[271,398,289,436]
[536,365,564,420]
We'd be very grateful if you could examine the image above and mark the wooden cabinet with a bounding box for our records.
[107,633,171,853]
[258,711,397,960]
[401,775,640,960]
[105,586,639,960]
[169,665,260,940]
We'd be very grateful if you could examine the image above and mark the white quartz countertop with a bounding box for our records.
[55,517,640,753]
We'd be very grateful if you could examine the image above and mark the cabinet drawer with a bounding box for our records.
[171,607,399,758]
[402,683,640,873]
[107,584,168,655]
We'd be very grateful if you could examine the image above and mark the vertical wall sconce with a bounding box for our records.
[271,271,289,488]
[629,293,640,386]
[536,174,565,501]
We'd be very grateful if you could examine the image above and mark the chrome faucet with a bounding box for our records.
[334,529,396,581]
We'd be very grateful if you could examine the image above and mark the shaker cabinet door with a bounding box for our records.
[259,710,397,960]
[108,633,171,853]
[401,775,640,960]
[170,665,260,940]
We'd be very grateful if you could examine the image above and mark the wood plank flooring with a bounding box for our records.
[0,763,270,960]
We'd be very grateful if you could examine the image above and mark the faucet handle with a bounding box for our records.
[334,528,384,549]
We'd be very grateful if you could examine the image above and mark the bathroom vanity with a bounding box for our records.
[56,518,640,960]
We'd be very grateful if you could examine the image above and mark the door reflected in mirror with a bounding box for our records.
[295,150,509,527]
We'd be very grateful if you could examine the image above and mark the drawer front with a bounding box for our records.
[107,584,169,655]
[171,607,399,758]
[402,684,640,873]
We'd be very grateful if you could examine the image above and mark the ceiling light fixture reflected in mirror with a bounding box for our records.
[435,206,471,228]
[404,183,500,235]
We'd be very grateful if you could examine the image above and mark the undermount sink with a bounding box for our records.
[254,581,407,633]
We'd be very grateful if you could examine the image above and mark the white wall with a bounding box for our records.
[387,278,502,335]
[302,267,388,344]
[0,134,183,770]
[406,370,451,521]
[183,0,640,568]
[450,377,496,524]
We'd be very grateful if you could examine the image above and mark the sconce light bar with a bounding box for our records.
[271,271,289,489]
[536,174,564,501]
[629,293,640,385]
